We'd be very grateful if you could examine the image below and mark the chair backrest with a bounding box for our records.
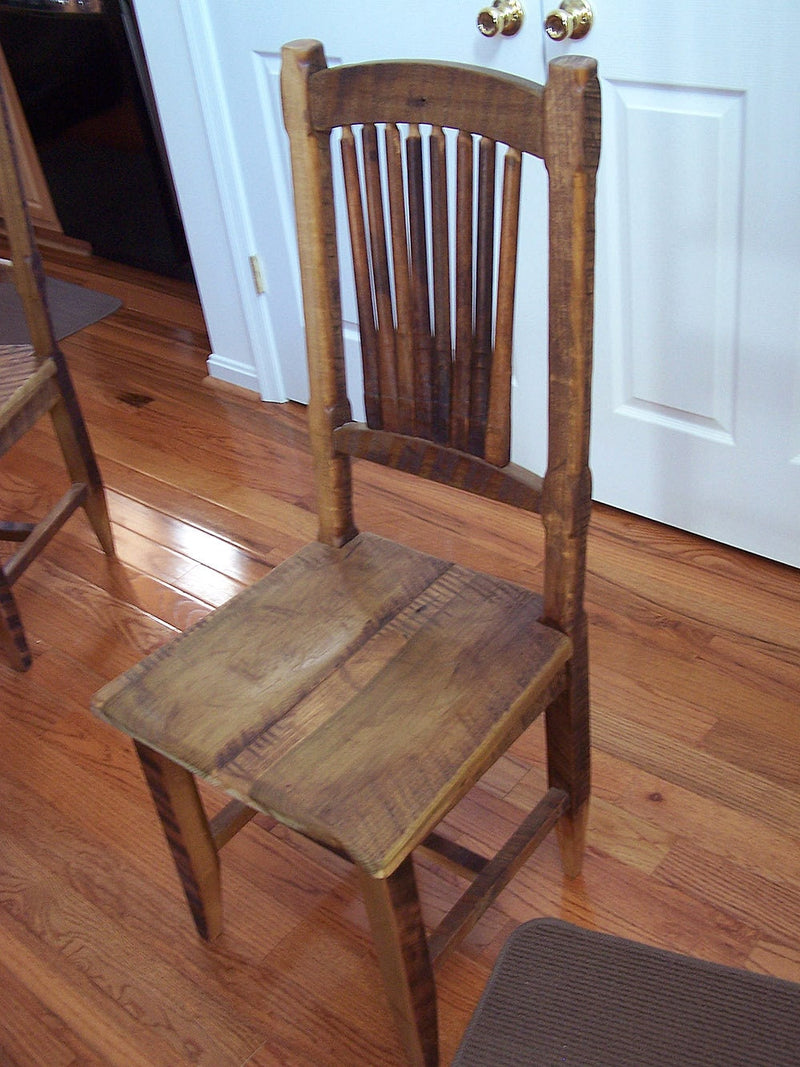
[0,63,60,364]
[281,40,600,636]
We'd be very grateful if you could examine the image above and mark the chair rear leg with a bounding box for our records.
[359,856,438,1067]
[545,619,591,878]
[50,396,115,557]
[0,569,31,671]
[134,741,222,941]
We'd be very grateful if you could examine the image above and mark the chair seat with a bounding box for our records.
[0,344,58,442]
[93,531,571,876]
[0,344,36,403]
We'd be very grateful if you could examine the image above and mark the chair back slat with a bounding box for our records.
[451,129,474,453]
[406,124,434,440]
[485,147,522,467]
[337,100,533,467]
[469,136,497,456]
[341,127,381,429]
[362,123,401,432]
[384,123,416,436]
[429,126,452,444]
[338,120,522,463]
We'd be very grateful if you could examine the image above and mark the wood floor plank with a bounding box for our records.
[0,908,184,1067]
[593,749,800,884]
[11,556,176,675]
[593,711,800,841]
[0,720,396,1064]
[0,953,107,1067]
[0,433,266,589]
[702,717,800,786]
[748,938,800,982]
[512,844,761,970]
[657,839,800,947]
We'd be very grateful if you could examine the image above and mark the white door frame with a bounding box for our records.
[134,0,285,400]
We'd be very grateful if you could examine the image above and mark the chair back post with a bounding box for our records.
[0,70,105,495]
[0,74,58,361]
[541,56,600,637]
[281,39,357,548]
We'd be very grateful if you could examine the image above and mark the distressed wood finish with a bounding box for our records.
[430,126,452,443]
[541,58,601,868]
[360,857,438,1067]
[485,148,522,467]
[0,67,114,670]
[98,532,571,876]
[134,741,223,942]
[309,60,545,157]
[333,424,544,512]
[89,40,600,1066]
[428,787,569,963]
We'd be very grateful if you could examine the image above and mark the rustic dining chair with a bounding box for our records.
[0,67,115,671]
[91,40,600,1066]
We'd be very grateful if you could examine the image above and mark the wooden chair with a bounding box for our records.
[91,40,600,1066]
[0,66,115,671]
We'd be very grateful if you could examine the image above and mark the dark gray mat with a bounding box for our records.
[0,276,121,344]
[454,918,800,1066]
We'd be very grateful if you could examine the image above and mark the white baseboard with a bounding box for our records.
[206,352,264,396]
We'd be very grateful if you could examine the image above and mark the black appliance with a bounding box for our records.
[0,0,192,279]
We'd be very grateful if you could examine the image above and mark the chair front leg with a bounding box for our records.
[134,741,222,941]
[359,856,438,1067]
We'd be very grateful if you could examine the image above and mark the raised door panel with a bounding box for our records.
[605,81,743,445]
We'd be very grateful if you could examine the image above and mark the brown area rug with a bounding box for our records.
[453,918,800,1066]
[0,276,121,344]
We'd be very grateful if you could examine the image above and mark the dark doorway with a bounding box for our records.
[0,0,193,280]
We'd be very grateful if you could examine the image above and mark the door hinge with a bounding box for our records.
[249,254,266,295]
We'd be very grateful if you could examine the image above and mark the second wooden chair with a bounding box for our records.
[0,60,115,671]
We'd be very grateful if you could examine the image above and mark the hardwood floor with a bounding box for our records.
[1,247,799,1065]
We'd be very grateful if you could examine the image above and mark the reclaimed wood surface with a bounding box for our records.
[0,244,798,1064]
[96,531,570,881]
[85,47,598,1066]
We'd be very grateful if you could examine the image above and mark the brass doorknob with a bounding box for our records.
[477,0,524,37]
[544,0,593,40]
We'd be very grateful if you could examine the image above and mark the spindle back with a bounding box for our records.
[282,40,600,633]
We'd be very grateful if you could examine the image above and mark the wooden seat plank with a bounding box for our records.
[95,531,571,877]
[94,534,450,770]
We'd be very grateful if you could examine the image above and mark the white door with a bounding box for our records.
[160,1,800,567]
[570,5,800,568]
